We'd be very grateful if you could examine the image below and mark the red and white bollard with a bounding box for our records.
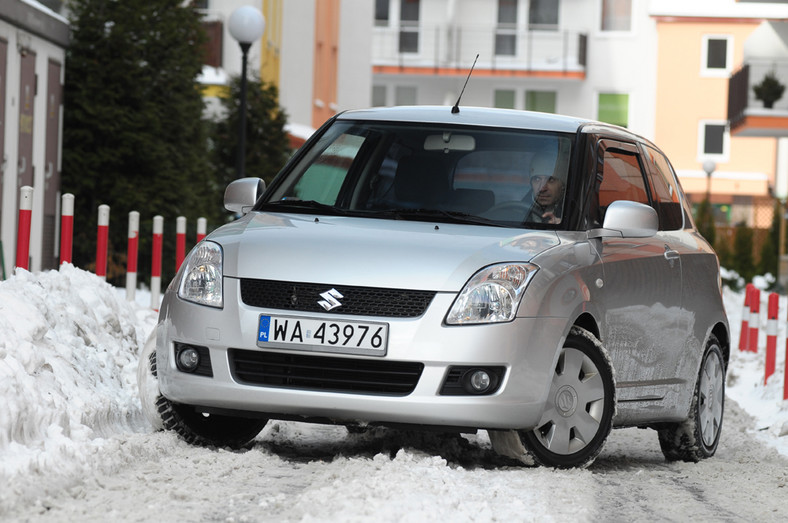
[95,205,110,280]
[765,292,779,385]
[151,215,163,310]
[126,211,140,301]
[748,286,761,353]
[60,193,74,265]
[15,186,34,272]
[739,284,753,352]
[196,217,207,243]
[176,216,186,272]
[784,304,788,400]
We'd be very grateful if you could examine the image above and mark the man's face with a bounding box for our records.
[530,175,563,207]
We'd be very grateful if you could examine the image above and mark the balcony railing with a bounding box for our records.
[729,59,788,132]
[372,24,587,75]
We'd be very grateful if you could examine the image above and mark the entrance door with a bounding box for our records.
[18,50,36,189]
[42,60,62,270]
[16,50,35,270]
[0,39,7,258]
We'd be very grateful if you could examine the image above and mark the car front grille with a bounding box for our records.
[239,278,435,318]
[228,349,424,396]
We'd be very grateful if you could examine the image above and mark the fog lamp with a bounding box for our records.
[177,346,200,372]
[469,369,492,392]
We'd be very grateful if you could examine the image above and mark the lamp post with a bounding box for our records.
[228,6,265,179]
[703,160,716,201]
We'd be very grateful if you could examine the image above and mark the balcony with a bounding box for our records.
[729,60,788,137]
[372,24,587,79]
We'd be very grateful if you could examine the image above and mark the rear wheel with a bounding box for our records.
[157,396,268,449]
[658,335,725,462]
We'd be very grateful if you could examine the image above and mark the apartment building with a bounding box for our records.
[651,0,786,228]
[371,0,658,138]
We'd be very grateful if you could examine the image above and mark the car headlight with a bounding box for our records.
[177,241,223,308]
[446,263,538,324]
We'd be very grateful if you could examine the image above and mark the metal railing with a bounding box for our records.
[372,24,587,74]
[729,59,788,128]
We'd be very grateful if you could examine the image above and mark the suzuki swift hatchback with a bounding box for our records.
[141,106,729,468]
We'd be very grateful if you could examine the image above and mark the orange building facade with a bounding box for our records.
[653,13,777,228]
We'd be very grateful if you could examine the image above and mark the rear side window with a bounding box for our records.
[643,146,685,231]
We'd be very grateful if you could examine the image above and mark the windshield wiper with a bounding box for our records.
[259,199,349,216]
[377,208,504,227]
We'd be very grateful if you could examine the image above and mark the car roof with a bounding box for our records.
[336,106,591,133]
[336,106,657,149]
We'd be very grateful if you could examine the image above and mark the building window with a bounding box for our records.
[601,0,631,32]
[375,0,390,26]
[395,86,417,105]
[494,89,516,109]
[372,85,387,106]
[201,21,223,68]
[701,35,732,76]
[526,91,556,113]
[699,121,729,161]
[399,0,420,53]
[598,93,629,127]
[529,0,559,31]
[495,0,517,56]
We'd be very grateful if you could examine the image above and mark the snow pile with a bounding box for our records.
[724,283,788,454]
[0,265,157,507]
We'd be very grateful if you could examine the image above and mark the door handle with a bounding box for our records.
[664,247,680,260]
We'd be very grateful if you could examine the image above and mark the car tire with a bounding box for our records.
[658,335,725,462]
[136,330,163,431]
[139,331,268,449]
[519,326,615,468]
[156,396,268,449]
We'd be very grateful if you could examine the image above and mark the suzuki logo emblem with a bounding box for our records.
[318,288,344,311]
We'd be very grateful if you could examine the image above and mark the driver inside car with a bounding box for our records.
[526,153,565,224]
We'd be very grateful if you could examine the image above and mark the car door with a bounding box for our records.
[641,144,712,415]
[588,139,684,422]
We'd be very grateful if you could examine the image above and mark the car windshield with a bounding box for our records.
[262,120,573,228]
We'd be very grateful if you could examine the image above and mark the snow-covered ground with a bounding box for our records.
[1,264,787,521]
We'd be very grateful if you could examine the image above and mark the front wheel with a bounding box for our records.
[157,396,268,449]
[658,335,725,462]
[490,326,615,468]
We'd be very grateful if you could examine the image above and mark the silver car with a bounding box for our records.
[146,106,729,468]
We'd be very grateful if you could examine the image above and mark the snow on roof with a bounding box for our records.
[285,122,317,141]
[197,65,229,86]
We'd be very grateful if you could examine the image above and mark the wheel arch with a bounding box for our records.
[572,311,600,341]
[710,321,730,368]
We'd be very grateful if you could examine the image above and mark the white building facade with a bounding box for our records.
[370,0,658,140]
[0,1,68,275]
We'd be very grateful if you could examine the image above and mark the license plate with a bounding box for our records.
[257,315,388,356]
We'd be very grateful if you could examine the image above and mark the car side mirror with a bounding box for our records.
[224,177,266,214]
[588,200,658,239]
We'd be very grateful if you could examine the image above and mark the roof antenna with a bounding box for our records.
[452,54,479,114]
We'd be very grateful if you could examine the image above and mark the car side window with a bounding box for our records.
[589,142,650,227]
[643,146,685,231]
[289,132,367,204]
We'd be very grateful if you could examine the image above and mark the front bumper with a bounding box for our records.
[156,277,568,430]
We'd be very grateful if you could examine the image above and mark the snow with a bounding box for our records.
[1,264,787,519]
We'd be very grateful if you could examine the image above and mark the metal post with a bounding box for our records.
[237,42,251,179]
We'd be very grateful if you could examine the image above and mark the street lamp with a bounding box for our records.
[228,6,265,179]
